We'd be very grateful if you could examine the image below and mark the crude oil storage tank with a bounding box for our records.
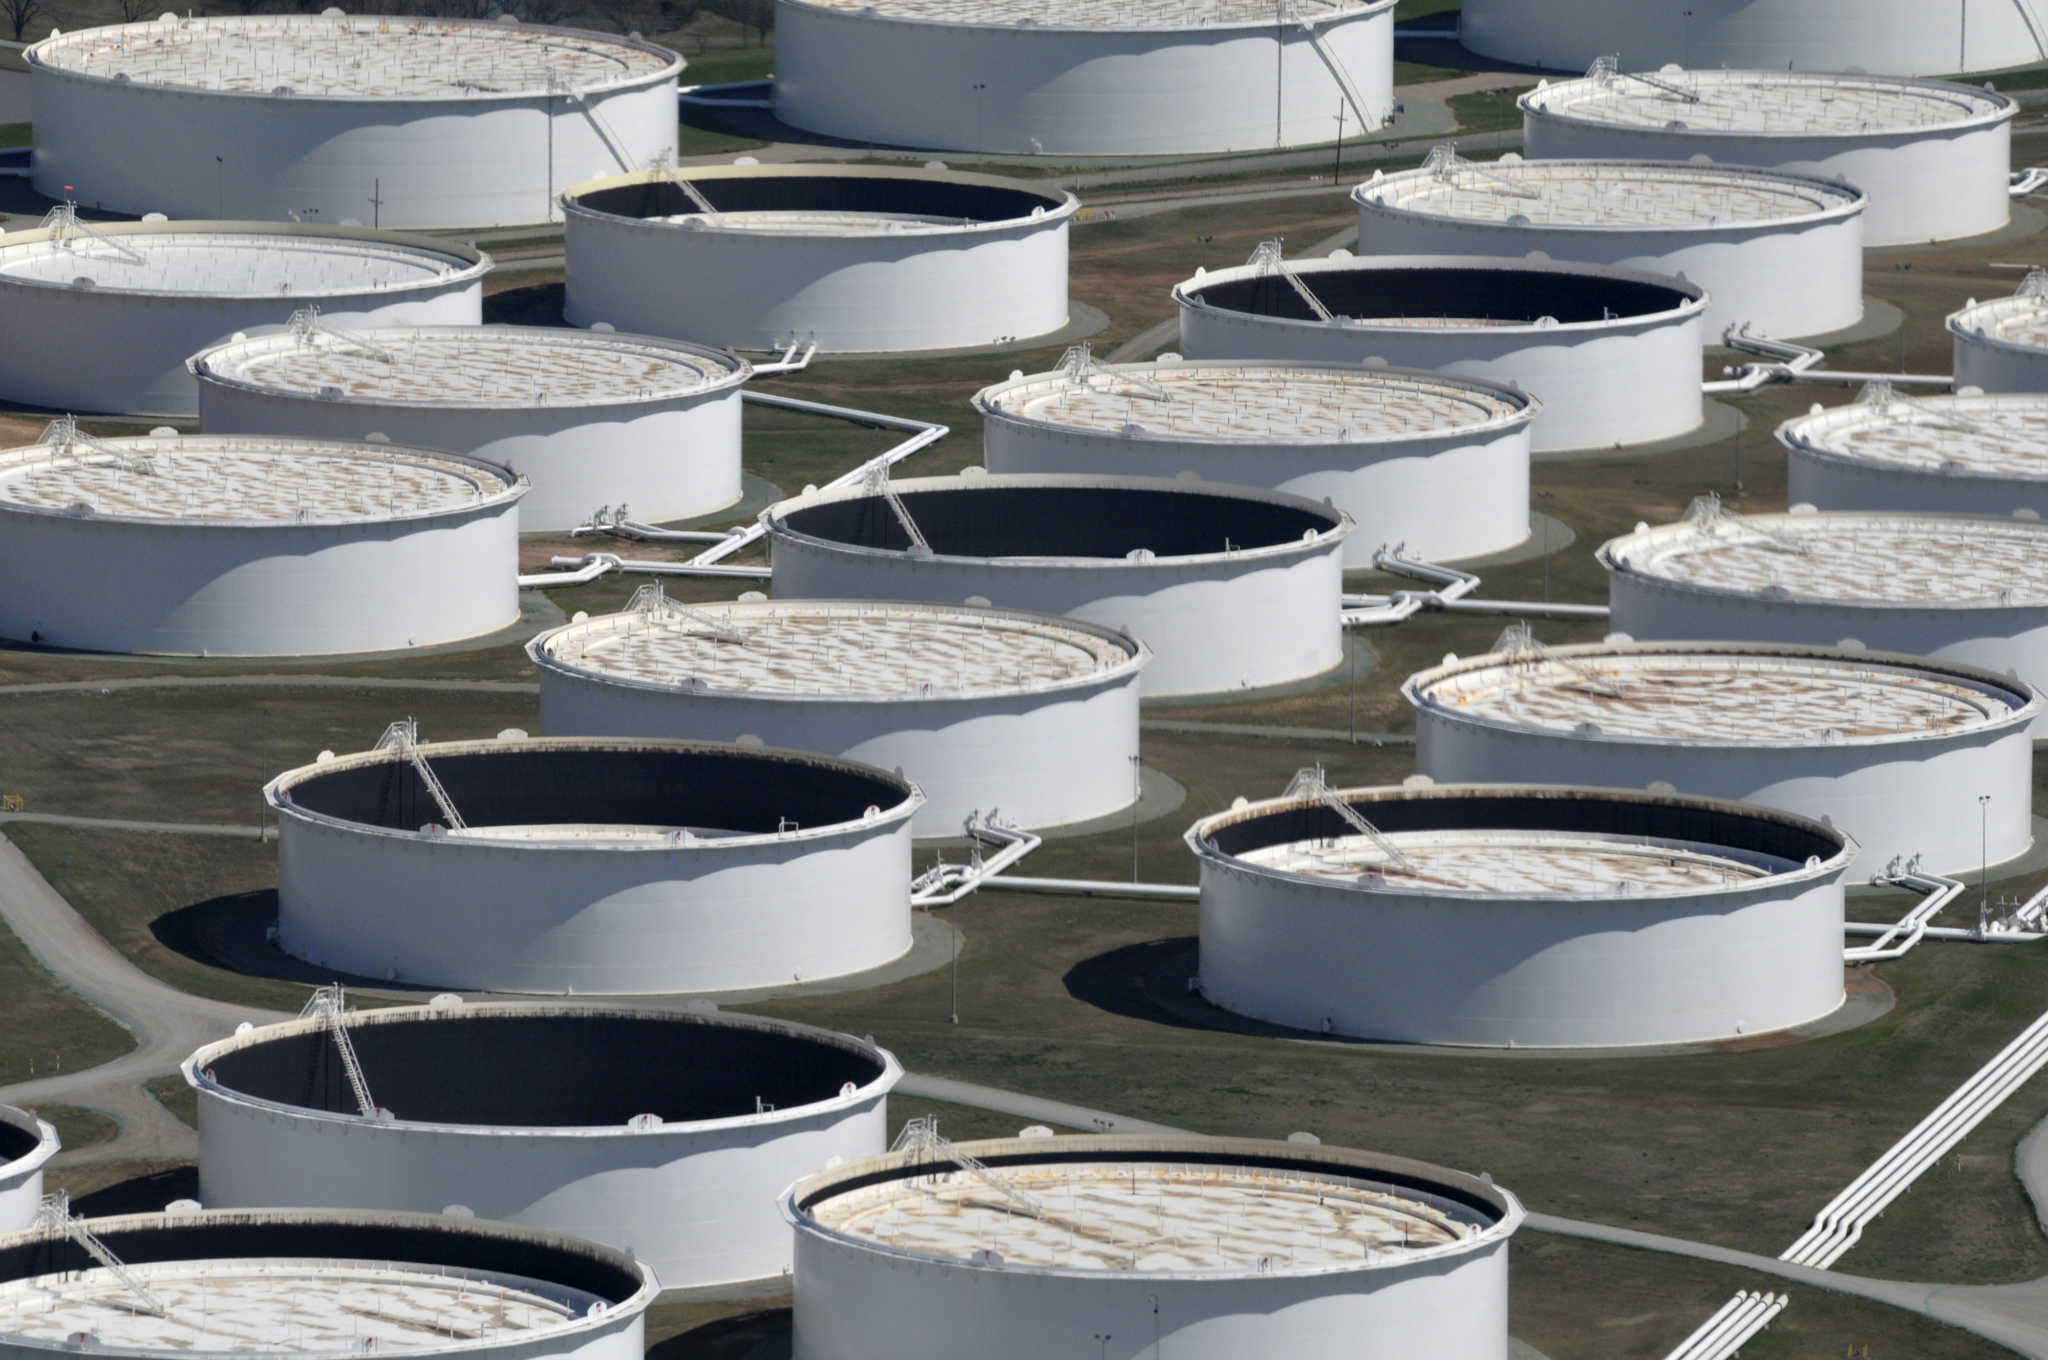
[0,1207,653,1359]
[268,731,920,994]
[529,594,1147,839]
[0,1108,56,1233]
[782,1132,1524,1360]
[28,14,680,229]
[975,354,1537,565]
[0,428,522,657]
[562,164,1075,353]
[1404,639,2036,877]
[184,999,901,1291]
[761,474,1350,697]
[1173,251,1705,452]
[771,0,1396,156]
[0,216,486,416]
[1459,0,2045,77]
[1600,502,2048,722]
[1520,68,2015,248]
[190,322,750,534]
[1782,386,2048,513]
[1951,274,2048,393]
[1190,779,1852,1048]
[1353,151,1865,339]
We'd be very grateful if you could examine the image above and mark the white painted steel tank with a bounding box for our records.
[772,0,1396,156]
[563,164,1075,353]
[1173,252,1705,452]
[529,595,1146,838]
[1951,276,2048,394]
[1460,0,2045,78]
[782,1134,1524,1360]
[190,324,750,533]
[1782,386,2048,513]
[976,356,1536,565]
[268,733,920,995]
[0,219,487,416]
[1191,782,1852,1048]
[1520,69,2015,248]
[0,1208,653,1360]
[0,430,523,657]
[184,1001,901,1292]
[28,15,680,229]
[0,1108,56,1234]
[1405,640,2036,877]
[761,474,1350,698]
[1354,152,1864,339]
[1601,505,2048,730]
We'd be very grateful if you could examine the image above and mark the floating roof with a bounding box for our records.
[1950,289,2048,356]
[1356,157,1859,230]
[1781,391,2048,481]
[1238,829,1775,894]
[1520,68,2012,137]
[0,223,484,298]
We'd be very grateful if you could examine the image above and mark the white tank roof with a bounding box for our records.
[191,325,747,408]
[780,0,1385,30]
[1520,68,2012,137]
[531,598,1144,701]
[1602,509,2048,607]
[28,14,677,99]
[974,359,1534,444]
[1781,390,2048,482]
[1950,284,2048,356]
[1239,829,1776,893]
[0,226,484,298]
[1355,156,1860,230]
[0,433,519,525]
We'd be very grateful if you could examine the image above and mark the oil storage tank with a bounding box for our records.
[761,473,1350,697]
[268,731,920,994]
[782,1133,1524,1360]
[185,1000,901,1291]
[0,216,486,416]
[529,594,1147,838]
[563,164,1074,353]
[771,0,1396,156]
[0,428,523,657]
[1405,639,2036,877]
[1782,385,2048,513]
[1173,251,1704,452]
[1951,274,2048,394]
[0,1108,56,1233]
[190,323,750,533]
[1354,151,1865,339]
[1190,780,1852,1048]
[1520,67,2015,247]
[28,13,680,228]
[976,355,1537,565]
[0,1207,653,1359]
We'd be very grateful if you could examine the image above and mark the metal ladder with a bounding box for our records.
[39,203,146,264]
[1492,622,1625,699]
[1246,239,1337,322]
[1683,490,1811,558]
[38,416,156,476]
[862,464,932,555]
[1281,764,1422,876]
[374,718,466,831]
[37,1192,170,1318]
[300,984,377,1118]
[1589,53,1701,103]
[893,1116,1044,1219]
[627,581,748,646]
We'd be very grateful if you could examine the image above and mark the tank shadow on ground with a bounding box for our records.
[648,1308,791,1360]
[483,280,569,329]
[69,1165,198,1218]
[152,888,402,994]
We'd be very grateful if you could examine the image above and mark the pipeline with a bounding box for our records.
[546,554,771,580]
[1342,545,1610,627]
[978,876,1199,901]
[1704,328,1954,395]
[516,553,617,588]
[1843,862,1966,963]
[2014,167,2048,198]
[911,816,1044,907]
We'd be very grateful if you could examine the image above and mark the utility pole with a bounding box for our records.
[1333,98,1344,185]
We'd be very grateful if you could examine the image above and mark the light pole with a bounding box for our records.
[973,82,987,152]
[1536,489,1555,601]
[1129,754,1142,882]
[1981,794,1992,911]
[1095,1333,1113,1360]
[948,921,959,1025]
[215,154,224,217]
[1333,99,1344,186]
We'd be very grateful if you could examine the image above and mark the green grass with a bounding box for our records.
[0,123,29,150]
[25,1104,116,1152]
[679,47,773,85]
[1446,85,1534,132]
[144,1074,197,1129]
[0,908,131,1086]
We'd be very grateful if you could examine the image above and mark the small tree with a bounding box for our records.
[110,0,160,22]
[1,0,43,43]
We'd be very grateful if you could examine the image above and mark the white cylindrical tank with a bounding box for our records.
[184,1002,901,1292]
[1950,277,2048,394]
[1191,782,1852,1048]
[0,219,487,416]
[1405,640,2036,877]
[1601,505,2048,729]
[562,164,1075,353]
[772,0,1396,156]
[268,733,921,995]
[1782,387,2048,514]
[1520,69,2015,248]
[529,596,1146,839]
[1173,252,1705,452]
[0,430,523,657]
[190,325,749,533]
[761,474,1350,698]
[0,1107,57,1234]
[783,1134,1524,1360]
[1354,152,1864,339]
[976,357,1537,565]
[0,1208,654,1360]
[29,15,680,229]
[1460,0,2045,76]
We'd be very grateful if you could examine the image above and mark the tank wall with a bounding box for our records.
[1787,447,2048,515]
[772,4,1393,155]
[198,383,743,533]
[31,73,677,228]
[1521,116,2011,248]
[0,1136,50,1235]
[0,504,517,656]
[790,1228,1509,1360]
[1953,332,2048,395]
[274,814,912,993]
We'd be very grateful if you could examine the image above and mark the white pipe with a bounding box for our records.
[517,552,617,588]
[1843,866,1965,962]
[978,876,1200,901]
[749,337,819,374]
[548,553,772,580]
[911,817,1044,907]
[2013,167,2048,198]
[1705,327,1952,394]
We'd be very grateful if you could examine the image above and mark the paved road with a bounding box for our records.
[0,675,537,697]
